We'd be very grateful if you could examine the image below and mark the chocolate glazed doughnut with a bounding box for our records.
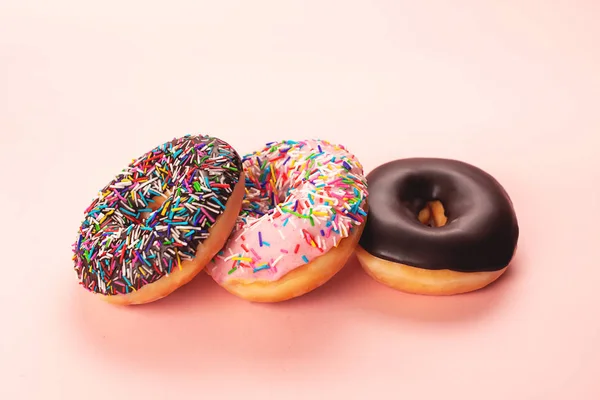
[356,158,519,295]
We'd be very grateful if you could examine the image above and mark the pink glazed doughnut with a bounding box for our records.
[207,139,368,302]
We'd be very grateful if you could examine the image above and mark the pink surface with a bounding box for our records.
[1,1,599,399]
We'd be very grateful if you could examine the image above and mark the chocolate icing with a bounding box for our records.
[359,158,519,272]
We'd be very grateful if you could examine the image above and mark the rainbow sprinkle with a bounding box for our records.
[72,135,242,295]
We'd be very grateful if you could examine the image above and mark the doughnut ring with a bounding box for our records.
[357,158,519,295]
[207,139,368,302]
[72,135,245,305]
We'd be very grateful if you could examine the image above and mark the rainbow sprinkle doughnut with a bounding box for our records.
[207,139,368,301]
[72,135,243,300]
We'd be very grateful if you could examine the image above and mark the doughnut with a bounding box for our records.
[207,139,368,302]
[72,135,245,305]
[356,158,519,295]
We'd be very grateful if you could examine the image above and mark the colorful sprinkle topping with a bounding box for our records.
[208,139,368,283]
[72,135,242,295]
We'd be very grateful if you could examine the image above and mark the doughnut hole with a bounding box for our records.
[417,200,448,227]
[139,194,169,221]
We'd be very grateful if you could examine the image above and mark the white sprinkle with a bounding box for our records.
[223,253,238,262]
[157,253,164,271]
[183,203,195,212]
[176,226,206,231]
[342,223,349,237]
[109,181,132,189]
[247,218,265,232]
[273,255,284,267]
[137,177,158,190]
[199,203,220,214]
[317,235,324,249]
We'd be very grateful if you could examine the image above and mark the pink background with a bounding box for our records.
[1,1,599,399]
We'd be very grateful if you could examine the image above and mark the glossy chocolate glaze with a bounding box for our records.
[359,158,519,272]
